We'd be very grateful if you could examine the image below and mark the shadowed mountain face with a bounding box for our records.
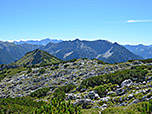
[15,49,62,65]
[124,44,152,59]
[0,41,41,64]
[42,39,143,63]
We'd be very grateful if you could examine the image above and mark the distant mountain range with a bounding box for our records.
[0,41,40,64]
[0,39,144,64]
[13,38,63,45]
[41,39,143,63]
[124,44,152,59]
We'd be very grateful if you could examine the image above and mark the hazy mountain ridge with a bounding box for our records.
[0,39,143,64]
[42,39,143,63]
[13,38,63,45]
[124,44,152,59]
[0,41,41,64]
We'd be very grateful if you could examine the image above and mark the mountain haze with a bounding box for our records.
[13,38,63,45]
[124,44,152,59]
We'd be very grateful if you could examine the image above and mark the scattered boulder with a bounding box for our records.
[102,103,108,108]
[141,95,148,101]
[143,81,146,85]
[119,97,123,102]
[128,94,134,100]
[116,88,126,95]
[80,88,87,92]
[119,102,127,106]
[75,93,82,99]
[94,93,100,100]
[132,60,143,65]
[66,93,76,100]
[121,79,133,88]
[100,96,111,102]
[107,91,116,96]
[128,99,139,106]
[145,76,152,83]
[88,91,100,99]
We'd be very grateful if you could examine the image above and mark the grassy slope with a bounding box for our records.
[101,101,149,114]
[15,49,62,65]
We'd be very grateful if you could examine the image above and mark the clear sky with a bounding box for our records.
[0,0,152,45]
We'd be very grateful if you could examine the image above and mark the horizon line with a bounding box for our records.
[1,38,151,46]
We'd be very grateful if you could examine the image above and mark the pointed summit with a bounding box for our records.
[113,42,119,45]
[74,38,80,42]
[15,49,62,65]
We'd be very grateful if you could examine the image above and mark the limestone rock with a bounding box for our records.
[121,79,133,88]
[88,91,100,99]
[100,96,111,102]
[116,88,126,95]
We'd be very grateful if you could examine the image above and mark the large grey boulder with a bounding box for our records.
[116,88,126,95]
[141,95,148,101]
[135,89,146,94]
[128,94,134,100]
[80,88,87,92]
[121,79,133,88]
[119,102,127,106]
[94,93,100,99]
[142,81,146,85]
[75,93,82,99]
[88,91,100,99]
[132,60,143,65]
[107,91,116,96]
[102,103,108,108]
[66,93,76,100]
[100,96,111,102]
[145,76,152,83]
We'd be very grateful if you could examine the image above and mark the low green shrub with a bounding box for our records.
[30,87,50,98]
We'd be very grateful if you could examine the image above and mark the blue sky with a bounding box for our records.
[0,0,152,45]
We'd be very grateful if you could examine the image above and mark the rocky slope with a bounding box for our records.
[0,58,152,113]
